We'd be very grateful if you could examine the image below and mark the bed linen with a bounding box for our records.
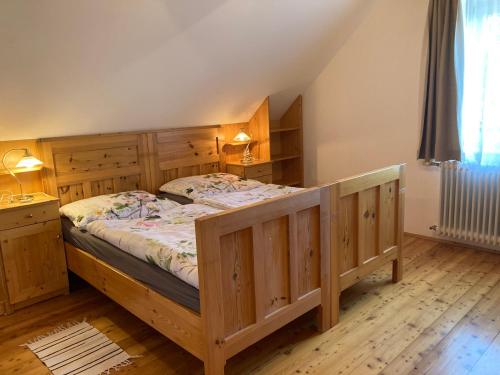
[194,184,303,209]
[62,217,200,312]
[86,204,221,289]
[159,173,263,199]
[60,191,180,228]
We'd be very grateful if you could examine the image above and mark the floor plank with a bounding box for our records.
[1,236,500,374]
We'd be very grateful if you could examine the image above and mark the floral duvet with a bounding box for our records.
[195,184,303,209]
[86,204,221,288]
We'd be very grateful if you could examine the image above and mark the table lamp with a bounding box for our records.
[1,148,43,202]
[233,129,254,165]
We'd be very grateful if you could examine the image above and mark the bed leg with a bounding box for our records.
[203,355,226,375]
[331,290,340,326]
[392,258,403,283]
[315,304,332,333]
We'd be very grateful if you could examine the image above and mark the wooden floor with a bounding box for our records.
[2,235,500,374]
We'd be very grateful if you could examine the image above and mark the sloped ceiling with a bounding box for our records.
[0,0,373,140]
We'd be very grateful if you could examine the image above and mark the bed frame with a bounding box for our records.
[38,127,405,373]
[328,164,405,324]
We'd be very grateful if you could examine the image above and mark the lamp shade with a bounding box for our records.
[15,154,43,169]
[233,130,251,143]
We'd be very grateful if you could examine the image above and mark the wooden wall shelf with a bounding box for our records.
[220,95,303,187]
[270,127,300,133]
[269,96,303,187]
[271,154,301,162]
[0,165,42,176]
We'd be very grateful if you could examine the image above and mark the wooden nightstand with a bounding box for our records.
[226,160,273,183]
[0,192,68,315]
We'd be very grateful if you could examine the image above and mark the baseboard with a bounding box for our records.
[405,232,500,254]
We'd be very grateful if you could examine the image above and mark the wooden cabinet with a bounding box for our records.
[226,160,273,183]
[0,193,68,314]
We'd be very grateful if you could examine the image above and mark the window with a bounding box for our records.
[457,0,500,167]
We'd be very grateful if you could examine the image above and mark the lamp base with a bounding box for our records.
[13,194,34,203]
[241,146,254,165]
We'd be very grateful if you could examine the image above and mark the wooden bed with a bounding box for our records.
[38,127,405,373]
[38,128,332,374]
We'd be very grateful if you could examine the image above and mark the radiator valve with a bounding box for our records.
[429,224,439,232]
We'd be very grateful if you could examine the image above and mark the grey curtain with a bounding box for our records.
[418,0,461,162]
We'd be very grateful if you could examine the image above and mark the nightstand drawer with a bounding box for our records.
[244,163,272,179]
[0,202,60,231]
[253,175,273,184]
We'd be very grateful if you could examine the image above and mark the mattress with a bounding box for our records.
[61,217,200,312]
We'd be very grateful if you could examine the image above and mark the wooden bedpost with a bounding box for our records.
[392,164,406,283]
[317,185,333,331]
[195,218,226,375]
[329,182,341,326]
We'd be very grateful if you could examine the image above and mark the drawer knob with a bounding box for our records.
[56,234,61,239]
[25,213,33,219]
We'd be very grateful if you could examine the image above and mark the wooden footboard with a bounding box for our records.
[195,186,331,374]
[329,164,406,324]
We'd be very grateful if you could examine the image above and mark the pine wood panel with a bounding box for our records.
[0,220,67,305]
[270,95,303,186]
[330,164,405,325]
[339,194,358,274]
[65,243,205,360]
[296,206,321,297]
[357,187,379,263]
[3,237,500,375]
[40,133,150,203]
[220,228,256,337]
[248,98,270,161]
[262,216,290,315]
[195,186,330,373]
[148,127,221,192]
[379,180,398,251]
[53,146,139,175]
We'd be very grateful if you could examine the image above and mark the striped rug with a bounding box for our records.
[24,321,133,375]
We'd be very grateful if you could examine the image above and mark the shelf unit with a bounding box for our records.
[220,95,303,187]
[270,96,303,187]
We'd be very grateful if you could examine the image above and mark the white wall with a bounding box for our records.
[303,0,440,237]
[0,0,373,140]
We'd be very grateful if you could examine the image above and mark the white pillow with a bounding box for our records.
[159,173,264,199]
[60,190,180,229]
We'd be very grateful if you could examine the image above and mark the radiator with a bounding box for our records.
[440,161,500,246]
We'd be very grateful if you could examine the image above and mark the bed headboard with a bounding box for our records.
[148,126,220,191]
[39,133,151,206]
[38,126,221,205]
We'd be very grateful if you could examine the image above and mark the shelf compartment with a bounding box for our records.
[271,154,301,163]
[269,127,300,133]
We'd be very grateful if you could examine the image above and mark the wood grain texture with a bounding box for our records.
[248,98,270,161]
[2,236,500,375]
[149,126,221,192]
[220,229,256,338]
[39,133,150,203]
[271,95,303,186]
[65,243,205,360]
[195,187,330,371]
[0,220,67,305]
[330,164,406,326]
[0,194,68,314]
